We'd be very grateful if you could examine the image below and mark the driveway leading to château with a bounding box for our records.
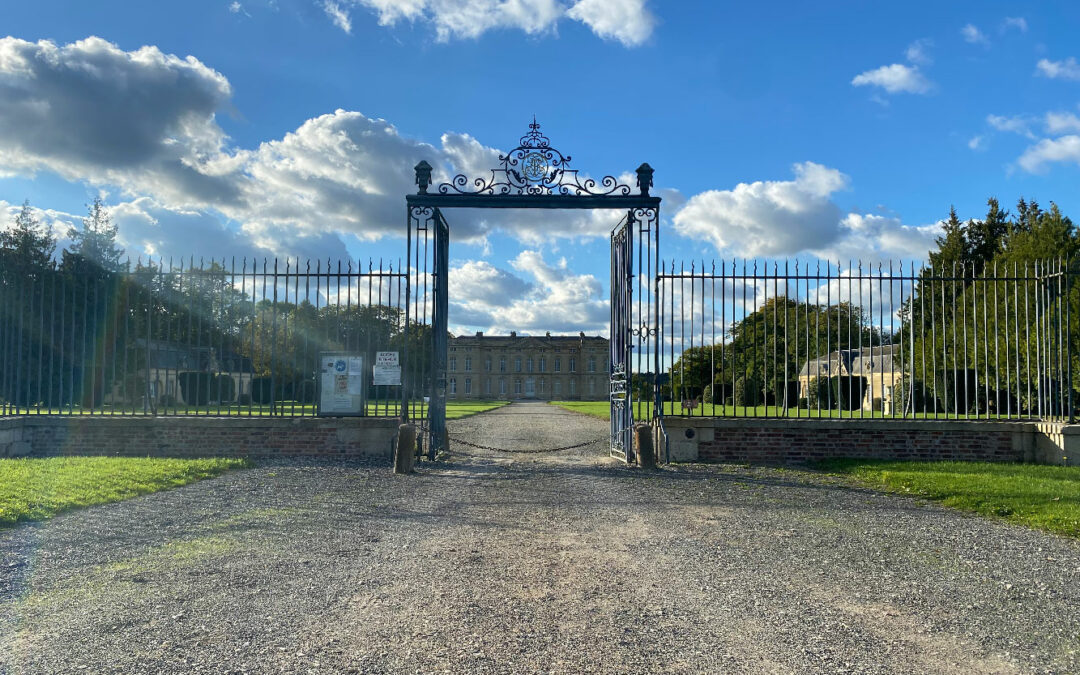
[2,401,1079,673]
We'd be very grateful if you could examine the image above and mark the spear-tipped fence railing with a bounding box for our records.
[658,259,1076,422]
[0,258,416,417]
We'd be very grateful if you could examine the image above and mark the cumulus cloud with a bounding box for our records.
[814,213,942,263]
[1018,135,1080,173]
[673,162,850,257]
[1045,111,1080,135]
[961,23,988,45]
[0,37,237,206]
[1037,57,1080,81]
[566,0,656,47]
[447,252,608,334]
[968,135,985,151]
[337,0,654,46]
[851,63,933,95]
[0,37,657,258]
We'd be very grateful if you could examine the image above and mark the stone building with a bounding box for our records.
[798,344,903,412]
[448,331,609,401]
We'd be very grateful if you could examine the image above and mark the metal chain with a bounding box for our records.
[416,424,607,455]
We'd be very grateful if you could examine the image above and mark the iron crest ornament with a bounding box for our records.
[437,117,642,197]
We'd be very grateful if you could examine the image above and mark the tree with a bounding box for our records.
[0,201,55,279]
[968,198,1009,270]
[63,197,125,275]
[929,206,970,273]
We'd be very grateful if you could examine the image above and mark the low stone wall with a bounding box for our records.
[658,417,1079,465]
[0,416,398,460]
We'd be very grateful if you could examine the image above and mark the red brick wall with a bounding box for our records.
[2,416,398,459]
[697,426,1022,464]
[658,419,1034,465]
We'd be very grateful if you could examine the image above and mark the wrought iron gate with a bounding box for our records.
[404,120,661,461]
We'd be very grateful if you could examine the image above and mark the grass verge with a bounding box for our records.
[548,400,1030,421]
[817,459,1080,538]
[0,456,251,528]
[5,400,510,419]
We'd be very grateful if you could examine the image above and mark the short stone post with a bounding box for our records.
[394,424,416,474]
[634,423,656,470]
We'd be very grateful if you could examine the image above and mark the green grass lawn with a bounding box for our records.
[817,459,1080,538]
[0,457,251,528]
[3,400,509,420]
[548,400,1028,421]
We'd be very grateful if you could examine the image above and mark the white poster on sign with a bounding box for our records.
[372,365,401,386]
[318,351,365,416]
[347,373,364,395]
[376,351,399,367]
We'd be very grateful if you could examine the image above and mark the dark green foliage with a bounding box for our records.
[251,377,275,405]
[178,372,213,406]
[895,376,936,413]
[733,376,762,406]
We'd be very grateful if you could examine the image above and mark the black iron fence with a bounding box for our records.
[659,259,1076,422]
[0,258,417,417]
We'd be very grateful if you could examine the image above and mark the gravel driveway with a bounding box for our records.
[2,401,1079,673]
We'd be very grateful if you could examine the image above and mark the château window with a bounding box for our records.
[449,357,456,371]
[569,357,576,373]
[499,357,506,372]
[540,356,547,372]
[465,378,472,394]
[587,358,595,372]
[515,358,522,372]
[555,358,561,373]
[449,378,457,395]
[527,358,533,373]
[515,380,522,394]
[500,379,507,394]
[465,357,472,371]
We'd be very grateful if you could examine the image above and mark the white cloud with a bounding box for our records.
[961,23,988,45]
[1017,135,1080,173]
[1045,111,1080,135]
[851,63,933,95]
[566,0,655,47]
[986,113,1036,138]
[1002,16,1027,33]
[673,162,850,257]
[1037,57,1080,81]
[968,135,985,151]
[905,38,933,65]
[339,0,655,46]
[323,1,353,33]
[229,2,243,13]
[447,252,608,334]
[1036,57,1080,81]
[814,213,942,263]
[0,37,236,207]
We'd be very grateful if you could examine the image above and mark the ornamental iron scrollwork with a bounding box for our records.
[436,118,649,197]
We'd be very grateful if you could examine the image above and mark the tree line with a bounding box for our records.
[668,197,1078,415]
[0,200,420,410]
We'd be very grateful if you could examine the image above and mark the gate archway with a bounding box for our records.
[403,120,660,461]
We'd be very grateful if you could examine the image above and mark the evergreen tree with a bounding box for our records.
[0,200,55,278]
[63,197,125,275]
[928,206,969,272]
[968,197,1009,268]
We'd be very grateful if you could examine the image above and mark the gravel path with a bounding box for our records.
[2,401,1079,673]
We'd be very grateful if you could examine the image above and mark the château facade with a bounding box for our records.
[448,331,609,401]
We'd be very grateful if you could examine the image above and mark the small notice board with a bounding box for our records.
[318,352,366,416]
[372,351,401,387]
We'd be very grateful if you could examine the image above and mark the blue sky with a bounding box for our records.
[3,0,1080,335]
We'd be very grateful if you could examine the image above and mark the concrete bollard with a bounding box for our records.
[394,424,416,474]
[634,423,656,470]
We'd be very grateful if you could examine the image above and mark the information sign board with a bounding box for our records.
[318,352,365,416]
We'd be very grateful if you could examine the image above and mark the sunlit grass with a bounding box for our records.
[0,457,251,527]
[548,400,1029,421]
[817,459,1080,538]
[3,400,510,419]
